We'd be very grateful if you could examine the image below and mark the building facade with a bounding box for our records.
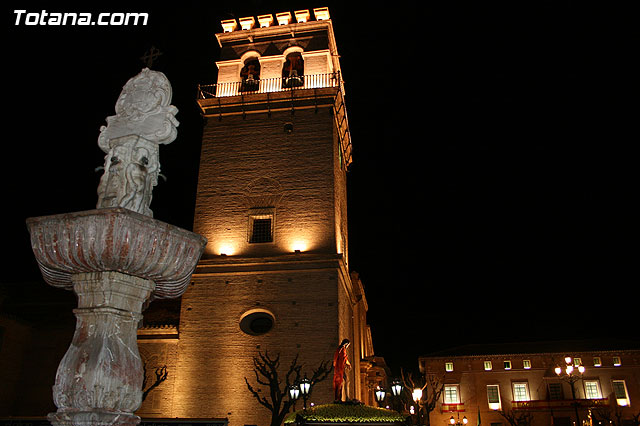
[419,342,640,426]
[137,8,383,426]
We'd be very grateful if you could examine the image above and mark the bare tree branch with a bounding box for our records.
[142,365,168,402]
[244,351,331,426]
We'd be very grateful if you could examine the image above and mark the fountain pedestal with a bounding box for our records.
[27,207,206,426]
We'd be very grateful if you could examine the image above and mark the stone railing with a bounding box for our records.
[197,72,341,99]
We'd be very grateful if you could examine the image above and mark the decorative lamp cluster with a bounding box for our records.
[289,376,313,409]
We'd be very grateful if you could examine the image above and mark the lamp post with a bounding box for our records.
[375,386,387,407]
[391,379,403,398]
[289,383,300,405]
[389,379,403,413]
[299,376,312,410]
[555,356,585,426]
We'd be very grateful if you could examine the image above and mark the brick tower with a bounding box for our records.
[137,8,381,426]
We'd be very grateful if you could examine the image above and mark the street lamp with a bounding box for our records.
[299,376,312,409]
[288,384,300,401]
[555,356,585,426]
[391,379,403,397]
[412,388,423,404]
[375,386,387,407]
[449,415,468,426]
[412,388,424,426]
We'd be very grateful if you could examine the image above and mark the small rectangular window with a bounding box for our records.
[613,356,622,366]
[445,362,454,372]
[484,361,493,371]
[248,208,275,243]
[573,357,582,367]
[523,360,531,369]
[504,360,511,370]
[593,357,602,367]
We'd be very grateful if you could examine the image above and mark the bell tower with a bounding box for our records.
[194,7,352,259]
[137,8,378,426]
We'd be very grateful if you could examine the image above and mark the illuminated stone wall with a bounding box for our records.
[194,109,342,258]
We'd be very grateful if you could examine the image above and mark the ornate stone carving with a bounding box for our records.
[26,67,206,426]
[26,207,207,299]
[98,68,178,148]
[96,68,179,217]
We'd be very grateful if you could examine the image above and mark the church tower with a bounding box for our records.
[137,9,379,426]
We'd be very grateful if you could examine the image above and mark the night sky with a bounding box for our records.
[3,1,636,373]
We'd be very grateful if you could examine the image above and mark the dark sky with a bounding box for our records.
[3,1,636,373]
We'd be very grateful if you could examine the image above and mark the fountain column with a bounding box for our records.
[26,68,206,426]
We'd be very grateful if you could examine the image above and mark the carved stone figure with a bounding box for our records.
[98,68,179,148]
[97,136,159,217]
[96,68,178,217]
[333,338,351,401]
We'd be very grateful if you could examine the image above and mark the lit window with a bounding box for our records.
[612,380,630,406]
[248,208,275,243]
[584,380,602,399]
[512,383,530,402]
[484,361,493,371]
[487,385,501,410]
[445,362,454,372]
[593,357,602,367]
[504,360,511,370]
[444,385,460,404]
[523,360,531,369]
[613,356,622,366]
[573,358,582,367]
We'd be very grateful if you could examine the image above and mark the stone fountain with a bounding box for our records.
[26,68,207,426]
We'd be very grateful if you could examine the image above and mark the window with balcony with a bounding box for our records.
[444,385,460,404]
[548,383,564,400]
[512,382,530,402]
[584,380,602,399]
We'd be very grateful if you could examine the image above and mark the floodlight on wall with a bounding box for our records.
[221,19,237,32]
